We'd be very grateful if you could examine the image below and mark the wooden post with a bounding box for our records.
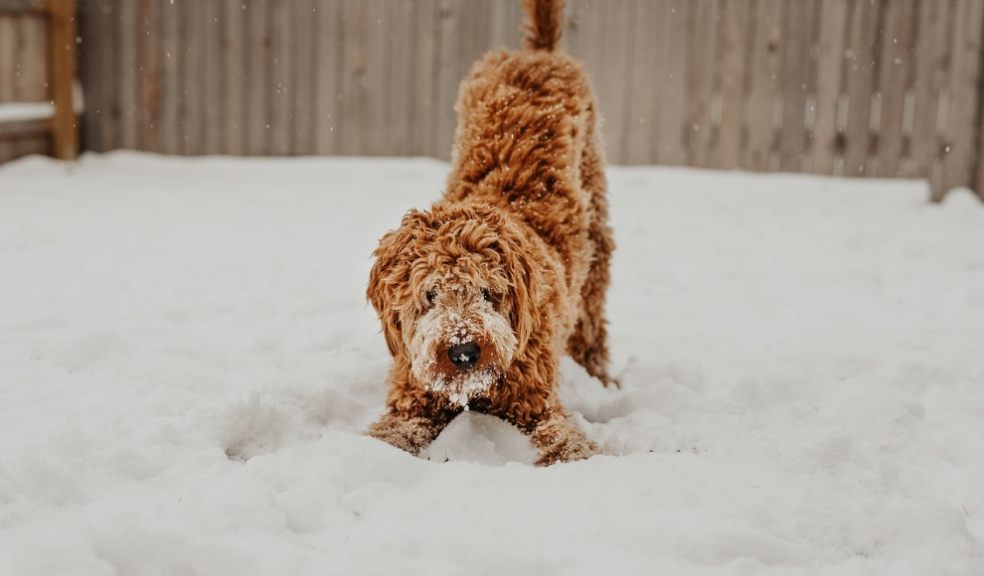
[47,0,77,160]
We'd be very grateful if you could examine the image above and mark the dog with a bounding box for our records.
[366,0,614,466]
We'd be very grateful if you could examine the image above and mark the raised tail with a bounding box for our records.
[522,0,566,51]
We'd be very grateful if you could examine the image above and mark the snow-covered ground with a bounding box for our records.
[1,153,983,575]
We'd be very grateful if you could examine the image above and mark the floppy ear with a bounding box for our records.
[367,211,425,357]
[498,226,547,354]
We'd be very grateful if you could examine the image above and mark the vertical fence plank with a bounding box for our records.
[595,0,633,163]
[433,0,458,159]
[291,0,316,155]
[873,0,915,178]
[811,0,848,174]
[315,0,340,155]
[655,0,690,166]
[909,0,948,181]
[182,0,202,155]
[137,0,159,151]
[79,2,103,152]
[117,0,138,150]
[158,0,181,154]
[779,0,815,172]
[942,0,984,195]
[269,0,290,155]
[48,0,78,160]
[245,0,269,156]
[716,0,751,169]
[687,0,719,168]
[622,0,658,165]
[339,0,367,155]
[202,0,222,154]
[490,0,521,51]
[385,0,414,155]
[18,7,49,156]
[0,15,15,162]
[409,0,437,156]
[843,0,879,176]
[744,0,785,171]
[221,0,245,155]
[363,0,386,155]
[94,1,114,153]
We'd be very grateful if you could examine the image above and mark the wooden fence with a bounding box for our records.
[5,0,984,200]
[0,6,50,161]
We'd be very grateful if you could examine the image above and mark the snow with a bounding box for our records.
[0,102,55,123]
[1,152,983,575]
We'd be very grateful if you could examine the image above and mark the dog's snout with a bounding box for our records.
[447,342,481,369]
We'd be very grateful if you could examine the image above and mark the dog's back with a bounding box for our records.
[442,0,605,272]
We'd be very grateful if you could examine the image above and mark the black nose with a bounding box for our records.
[447,342,481,369]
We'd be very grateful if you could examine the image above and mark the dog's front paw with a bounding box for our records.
[367,413,443,456]
[534,434,598,466]
[525,409,598,466]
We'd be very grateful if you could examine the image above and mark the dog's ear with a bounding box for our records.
[367,211,426,357]
[497,225,548,354]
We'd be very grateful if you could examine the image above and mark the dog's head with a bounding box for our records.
[367,203,543,406]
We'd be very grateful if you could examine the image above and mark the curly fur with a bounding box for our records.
[366,0,614,466]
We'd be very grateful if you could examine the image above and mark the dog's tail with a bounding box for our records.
[522,0,566,51]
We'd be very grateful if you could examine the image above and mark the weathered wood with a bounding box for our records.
[0,0,44,15]
[363,0,386,155]
[117,0,138,150]
[0,15,18,162]
[290,0,315,155]
[268,0,290,155]
[79,1,104,153]
[941,0,984,197]
[181,0,202,155]
[338,0,368,155]
[622,0,657,165]
[314,0,340,155]
[245,0,269,156]
[409,0,437,156]
[136,0,159,151]
[47,0,77,159]
[687,0,719,168]
[779,0,816,172]
[201,0,221,155]
[385,0,414,155]
[0,117,48,139]
[717,0,751,170]
[15,6,47,155]
[654,0,689,166]
[595,0,632,162]
[811,0,848,175]
[1,0,970,202]
[221,0,245,155]
[843,0,879,176]
[0,16,15,101]
[744,0,784,172]
[909,0,948,181]
[873,0,915,178]
[432,0,458,159]
[157,0,180,154]
[490,0,521,51]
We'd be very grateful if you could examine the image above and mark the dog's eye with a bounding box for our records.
[481,288,497,307]
[425,290,437,306]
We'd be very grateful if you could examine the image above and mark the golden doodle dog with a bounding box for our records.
[366,0,614,466]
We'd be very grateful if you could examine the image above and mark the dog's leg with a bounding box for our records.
[567,139,617,386]
[367,410,455,456]
[519,406,598,466]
